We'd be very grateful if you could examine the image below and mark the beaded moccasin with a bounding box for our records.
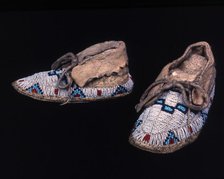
[129,41,216,153]
[12,41,134,104]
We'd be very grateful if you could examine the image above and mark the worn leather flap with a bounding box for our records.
[71,41,128,87]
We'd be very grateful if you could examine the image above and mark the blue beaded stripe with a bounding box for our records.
[48,70,69,85]
[135,119,142,128]
[48,70,61,78]
[155,99,175,114]
[111,85,128,97]
[71,87,86,98]
[132,119,143,132]
[154,99,165,105]
[176,103,188,114]
[154,98,192,115]
[26,83,43,94]
[163,130,179,145]
[161,105,175,114]
[201,112,208,122]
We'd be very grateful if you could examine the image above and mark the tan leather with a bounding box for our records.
[136,41,216,112]
[71,41,129,87]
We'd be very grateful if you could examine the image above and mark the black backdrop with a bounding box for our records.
[1,5,224,179]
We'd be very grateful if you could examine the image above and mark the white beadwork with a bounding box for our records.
[15,70,134,99]
[131,86,215,147]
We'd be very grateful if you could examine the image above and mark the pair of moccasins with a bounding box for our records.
[12,41,216,154]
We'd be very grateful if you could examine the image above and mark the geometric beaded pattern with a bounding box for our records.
[111,85,128,96]
[26,83,43,94]
[131,87,215,146]
[15,70,134,100]
[71,87,86,98]
[163,130,180,145]
[47,70,61,78]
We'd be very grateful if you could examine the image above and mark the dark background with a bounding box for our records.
[1,3,224,179]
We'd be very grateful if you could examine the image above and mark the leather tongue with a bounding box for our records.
[192,88,204,106]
